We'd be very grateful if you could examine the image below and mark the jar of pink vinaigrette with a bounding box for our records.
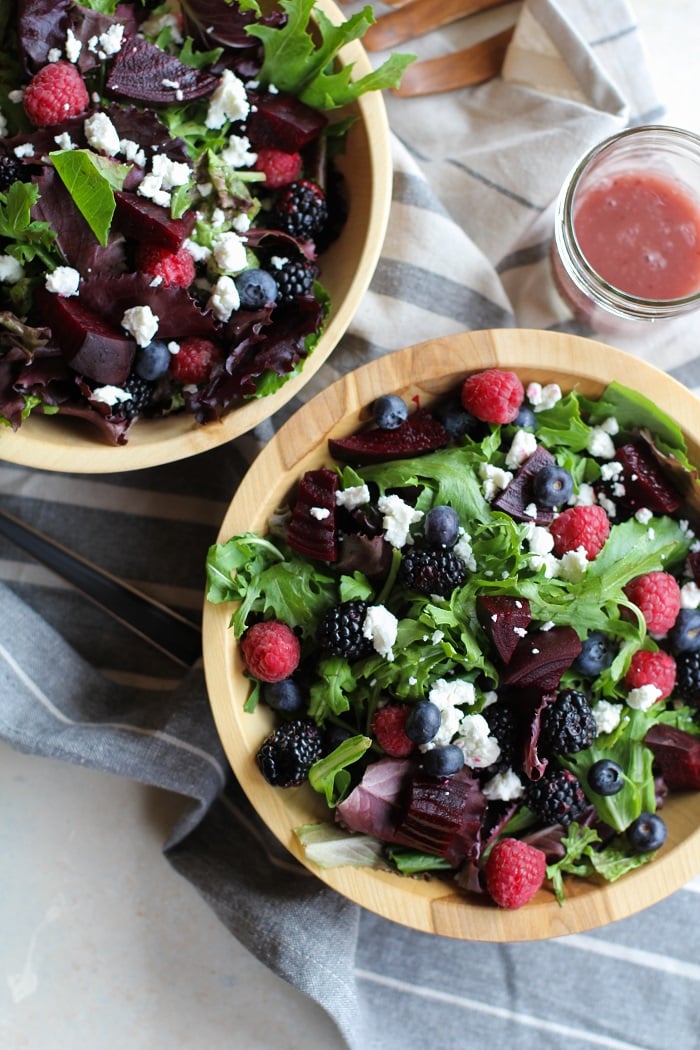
[552,125,700,330]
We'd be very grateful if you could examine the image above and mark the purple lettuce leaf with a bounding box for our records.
[77,273,219,341]
[179,0,283,52]
[16,0,70,73]
[522,691,555,781]
[335,756,416,841]
[67,3,140,75]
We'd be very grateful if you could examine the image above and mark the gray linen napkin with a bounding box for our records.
[2,2,700,1048]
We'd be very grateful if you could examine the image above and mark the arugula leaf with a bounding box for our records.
[0,182,59,268]
[384,845,453,875]
[546,822,656,903]
[308,734,372,805]
[50,150,131,247]
[309,657,358,720]
[246,0,413,110]
[77,0,120,11]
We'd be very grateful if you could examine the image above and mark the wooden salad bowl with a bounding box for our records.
[203,328,700,941]
[0,0,392,473]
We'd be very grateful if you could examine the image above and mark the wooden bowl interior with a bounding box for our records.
[203,328,700,940]
[0,0,392,473]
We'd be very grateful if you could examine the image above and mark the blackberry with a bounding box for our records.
[256,718,323,787]
[120,373,155,419]
[317,600,373,660]
[0,153,24,192]
[270,257,319,304]
[481,702,519,776]
[539,689,596,755]
[675,649,700,705]
[398,547,467,597]
[270,179,328,241]
[526,768,588,827]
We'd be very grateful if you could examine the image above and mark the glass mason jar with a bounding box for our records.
[552,125,700,332]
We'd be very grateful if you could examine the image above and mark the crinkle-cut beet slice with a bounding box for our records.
[35,286,135,386]
[17,0,70,72]
[500,625,582,692]
[329,409,451,464]
[393,771,486,865]
[78,273,218,342]
[644,723,700,791]
[287,468,339,562]
[106,37,218,104]
[114,191,196,251]
[476,594,532,664]
[492,444,556,524]
[614,441,682,515]
[247,92,328,153]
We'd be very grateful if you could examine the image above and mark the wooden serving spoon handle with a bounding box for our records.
[392,25,515,96]
[364,0,509,51]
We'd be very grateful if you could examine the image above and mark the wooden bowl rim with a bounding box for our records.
[203,327,700,941]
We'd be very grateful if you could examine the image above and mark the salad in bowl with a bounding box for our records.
[204,330,700,940]
[0,0,406,461]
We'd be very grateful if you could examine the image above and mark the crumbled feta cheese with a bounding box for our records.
[208,274,239,321]
[47,47,62,62]
[505,429,537,470]
[0,255,24,283]
[232,212,252,233]
[627,684,662,711]
[270,255,289,269]
[362,605,398,661]
[529,553,560,578]
[309,507,330,520]
[428,678,477,708]
[182,238,212,263]
[558,547,588,582]
[45,266,81,297]
[8,89,24,104]
[167,341,180,355]
[213,231,247,274]
[600,461,623,482]
[205,69,250,129]
[599,416,620,436]
[597,492,617,518]
[138,173,171,208]
[90,385,131,406]
[513,626,527,637]
[587,426,616,460]
[454,713,501,769]
[525,523,554,556]
[570,482,596,506]
[97,23,125,56]
[680,581,700,609]
[0,111,7,137]
[84,112,120,157]
[540,620,555,631]
[634,507,653,525]
[421,698,463,749]
[592,699,622,735]
[335,484,370,510]
[377,493,423,548]
[453,530,477,572]
[119,139,147,168]
[121,304,159,347]
[482,690,498,707]
[149,275,163,287]
[53,131,75,150]
[431,630,444,644]
[220,134,257,168]
[479,462,513,501]
[527,381,562,411]
[13,142,34,158]
[523,502,538,518]
[65,27,82,63]
[151,153,190,190]
[482,768,524,802]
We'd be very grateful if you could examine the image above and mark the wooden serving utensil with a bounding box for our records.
[364,0,509,51]
[392,24,514,96]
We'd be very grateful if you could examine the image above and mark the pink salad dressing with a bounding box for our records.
[573,170,700,300]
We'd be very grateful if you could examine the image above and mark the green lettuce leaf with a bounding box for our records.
[294,822,387,868]
[50,150,131,247]
[308,733,372,805]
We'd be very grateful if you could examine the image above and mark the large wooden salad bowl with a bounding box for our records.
[203,328,700,941]
[0,0,392,473]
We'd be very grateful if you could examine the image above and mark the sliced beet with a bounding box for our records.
[500,625,582,692]
[105,37,218,103]
[644,723,700,791]
[476,594,532,664]
[328,409,451,464]
[247,92,328,152]
[114,191,196,250]
[286,468,339,562]
[492,444,556,524]
[614,442,682,515]
[393,770,486,865]
[35,286,135,385]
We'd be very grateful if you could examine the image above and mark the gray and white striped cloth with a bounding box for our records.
[2,2,699,1048]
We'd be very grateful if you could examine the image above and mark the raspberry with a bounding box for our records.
[135,243,196,288]
[254,147,302,188]
[241,620,301,682]
[623,571,681,635]
[625,649,676,701]
[460,369,524,424]
[484,838,547,909]
[169,337,221,385]
[549,504,610,559]
[371,703,416,757]
[23,62,89,127]
[269,179,328,241]
[256,718,323,787]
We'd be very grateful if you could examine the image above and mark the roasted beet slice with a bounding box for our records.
[35,286,135,385]
[287,468,339,562]
[477,595,532,664]
[329,409,451,464]
[114,191,196,251]
[393,770,486,865]
[613,442,682,515]
[645,723,700,791]
[493,444,556,524]
[106,37,218,103]
[247,92,328,152]
[500,626,582,691]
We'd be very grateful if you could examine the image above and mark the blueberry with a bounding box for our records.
[262,678,304,713]
[422,744,465,777]
[424,505,460,548]
[235,268,279,309]
[669,607,700,653]
[405,701,441,744]
[514,405,537,430]
[372,394,408,430]
[574,630,617,677]
[532,464,574,507]
[134,339,171,381]
[434,397,481,439]
[587,758,625,795]
[627,812,667,853]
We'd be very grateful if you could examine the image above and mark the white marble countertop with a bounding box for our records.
[2,3,699,1048]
